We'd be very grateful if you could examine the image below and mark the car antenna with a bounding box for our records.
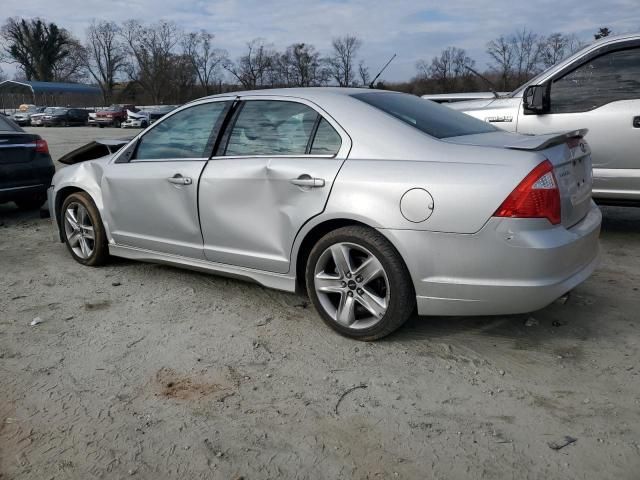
[369,54,397,89]
[464,66,500,98]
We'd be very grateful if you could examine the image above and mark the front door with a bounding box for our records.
[517,45,640,200]
[102,100,230,258]
[199,98,350,273]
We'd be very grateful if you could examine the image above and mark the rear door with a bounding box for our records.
[102,100,231,258]
[517,44,640,201]
[199,97,351,273]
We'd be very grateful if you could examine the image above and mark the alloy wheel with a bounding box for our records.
[63,202,95,259]
[313,242,390,329]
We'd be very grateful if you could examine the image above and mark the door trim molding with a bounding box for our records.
[109,244,297,292]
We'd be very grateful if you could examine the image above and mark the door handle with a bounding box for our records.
[633,116,640,128]
[290,174,325,188]
[167,174,192,185]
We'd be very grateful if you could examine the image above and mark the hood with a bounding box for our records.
[58,138,132,165]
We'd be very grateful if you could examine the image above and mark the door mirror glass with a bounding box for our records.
[523,84,550,115]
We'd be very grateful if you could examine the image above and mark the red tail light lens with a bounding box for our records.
[35,139,49,154]
[494,160,561,225]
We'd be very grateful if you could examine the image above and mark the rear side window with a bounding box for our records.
[352,92,497,139]
[225,101,319,156]
[550,47,640,113]
[135,102,228,160]
[310,119,341,155]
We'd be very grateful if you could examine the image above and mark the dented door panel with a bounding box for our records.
[199,156,344,273]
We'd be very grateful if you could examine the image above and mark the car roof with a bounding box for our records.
[202,87,399,103]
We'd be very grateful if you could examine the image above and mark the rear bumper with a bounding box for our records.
[381,203,602,316]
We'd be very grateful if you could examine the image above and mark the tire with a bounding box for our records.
[113,119,121,128]
[305,226,415,341]
[60,192,109,266]
[15,193,46,210]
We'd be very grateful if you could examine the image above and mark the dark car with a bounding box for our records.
[43,108,89,127]
[0,115,55,210]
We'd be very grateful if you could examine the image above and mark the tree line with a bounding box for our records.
[0,17,612,105]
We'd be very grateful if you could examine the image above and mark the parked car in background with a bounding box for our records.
[13,106,45,126]
[48,88,600,340]
[0,114,54,210]
[147,105,179,124]
[95,104,137,128]
[30,107,56,127]
[121,109,149,129]
[88,111,99,127]
[428,33,640,205]
[42,108,90,127]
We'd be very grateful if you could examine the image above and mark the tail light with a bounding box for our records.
[35,139,49,154]
[494,160,561,225]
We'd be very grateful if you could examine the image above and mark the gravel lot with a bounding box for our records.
[1,127,639,479]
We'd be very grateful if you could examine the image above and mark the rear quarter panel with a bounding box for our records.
[325,143,544,234]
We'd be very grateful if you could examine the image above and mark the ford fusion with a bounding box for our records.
[48,88,601,340]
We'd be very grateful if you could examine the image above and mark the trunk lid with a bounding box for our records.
[0,132,39,164]
[445,129,593,228]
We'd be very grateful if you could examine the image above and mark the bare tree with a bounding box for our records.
[182,31,226,95]
[224,39,276,89]
[358,60,370,87]
[85,20,126,104]
[328,35,361,87]
[1,17,79,81]
[121,20,182,103]
[417,46,474,93]
[540,33,568,68]
[511,28,544,84]
[281,43,328,87]
[487,35,514,90]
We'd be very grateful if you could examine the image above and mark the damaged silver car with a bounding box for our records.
[49,88,601,340]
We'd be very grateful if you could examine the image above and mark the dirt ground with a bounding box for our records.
[1,127,639,479]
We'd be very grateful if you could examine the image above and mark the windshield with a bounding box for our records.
[53,108,68,115]
[44,107,56,114]
[352,91,497,139]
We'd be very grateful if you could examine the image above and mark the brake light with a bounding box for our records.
[35,139,49,154]
[494,160,561,225]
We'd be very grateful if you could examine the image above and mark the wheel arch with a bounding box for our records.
[293,215,411,296]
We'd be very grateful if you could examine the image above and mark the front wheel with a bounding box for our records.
[61,192,109,266]
[306,226,415,340]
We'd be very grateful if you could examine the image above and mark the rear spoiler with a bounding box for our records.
[505,129,588,151]
[58,138,132,165]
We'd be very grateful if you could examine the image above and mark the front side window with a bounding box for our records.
[225,101,319,156]
[352,92,497,139]
[550,47,640,113]
[135,101,228,160]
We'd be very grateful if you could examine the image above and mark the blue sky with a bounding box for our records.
[2,0,640,82]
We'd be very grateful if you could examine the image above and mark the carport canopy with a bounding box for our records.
[0,80,102,109]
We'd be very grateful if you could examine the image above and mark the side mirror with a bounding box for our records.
[523,84,550,115]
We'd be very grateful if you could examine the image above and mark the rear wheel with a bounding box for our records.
[306,226,415,340]
[61,192,109,266]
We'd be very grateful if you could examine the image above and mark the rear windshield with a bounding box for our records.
[352,92,497,139]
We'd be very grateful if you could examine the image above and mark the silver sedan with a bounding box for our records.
[48,88,601,340]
